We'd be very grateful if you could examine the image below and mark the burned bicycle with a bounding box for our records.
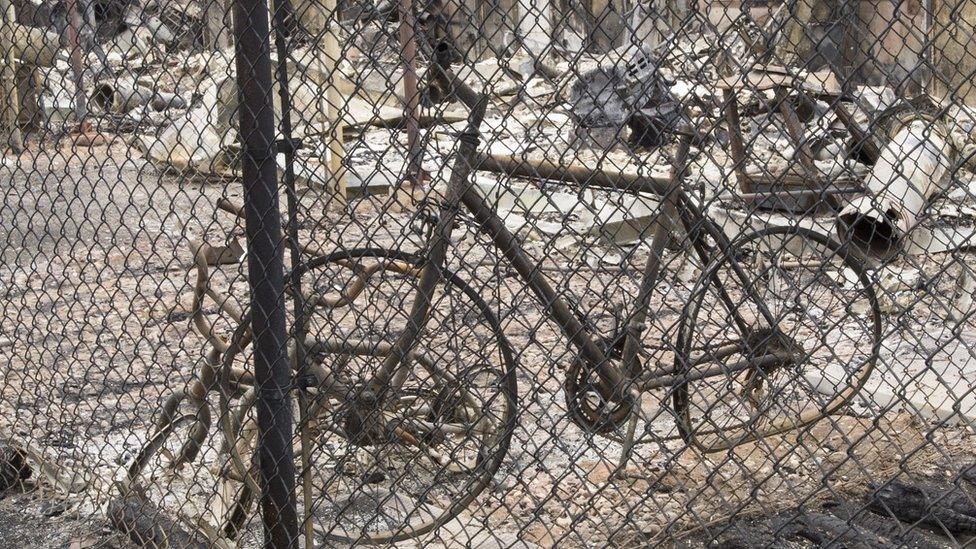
[122,200,516,545]
[394,54,882,461]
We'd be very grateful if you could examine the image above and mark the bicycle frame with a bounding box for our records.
[372,58,781,408]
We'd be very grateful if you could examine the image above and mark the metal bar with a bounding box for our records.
[371,76,489,391]
[267,2,313,547]
[459,182,627,400]
[722,89,748,191]
[619,136,692,380]
[776,90,818,176]
[613,134,693,474]
[736,186,864,201]
[830,100,881,165]
[640,353,788,391]
[398,0,423,183]
[321,0,347,205]
[675,196,763,336]
[232,0,298,543]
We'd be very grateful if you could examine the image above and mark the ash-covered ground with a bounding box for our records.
[0,125,975,547]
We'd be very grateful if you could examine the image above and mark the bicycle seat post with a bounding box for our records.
[614,129,694,477]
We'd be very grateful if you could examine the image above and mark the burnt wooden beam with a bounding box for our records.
[773,510,896,548]
[869,480,976,536]
[825,502,948,549]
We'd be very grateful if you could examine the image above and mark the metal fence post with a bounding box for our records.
[232,0,298,545]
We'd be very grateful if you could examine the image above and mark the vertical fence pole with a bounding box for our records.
[232,0,298,546]
[65,0,89,131]
[322,0,348,207]
[398,0,422,184]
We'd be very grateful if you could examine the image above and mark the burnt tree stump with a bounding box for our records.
[0,439,31,491]
[107,494,209,548]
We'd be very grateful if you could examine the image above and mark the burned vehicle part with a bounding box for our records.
[568,45,681,149]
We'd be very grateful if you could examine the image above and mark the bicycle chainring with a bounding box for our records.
[564,340,637,435]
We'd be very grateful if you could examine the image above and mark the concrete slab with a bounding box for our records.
[417,512,541,549]
[806,330,976,425]
[708,203,976,256]
[278,155,395,197]
[474,178,593,218]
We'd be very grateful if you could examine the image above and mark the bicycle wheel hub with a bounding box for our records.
[340,389,389,447]
[745,327,803,367]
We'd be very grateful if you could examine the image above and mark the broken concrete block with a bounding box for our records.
[142,83,228,173]
[276,154,394,198]
[474,178,594,219]
[855,85,899,117]
[39,71,75,124]
[807,334,976,426]
[347,168,396,197]
[708,204,837,256]
[591,193,660,245]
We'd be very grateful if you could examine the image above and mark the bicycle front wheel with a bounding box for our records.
[673,226,881,452]
[219,248,518,545]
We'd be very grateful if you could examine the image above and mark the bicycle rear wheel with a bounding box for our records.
[673,226,881,452]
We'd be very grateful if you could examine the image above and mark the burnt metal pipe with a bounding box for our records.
[837,115,954,261]
[231,0,298,544]
[737,186,863,202]
[91,82,186,113]
[475,152,671,197]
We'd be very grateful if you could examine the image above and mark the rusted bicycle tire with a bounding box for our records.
[673,225,881,452]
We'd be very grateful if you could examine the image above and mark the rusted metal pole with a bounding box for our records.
[398,0,422,184]
[723,89,748,190]
[776,90,817,176]
[65,0,88,126]
[476,152,671,196]
[830,100,881,165]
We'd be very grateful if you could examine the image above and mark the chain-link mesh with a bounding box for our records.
[1,0,976,547]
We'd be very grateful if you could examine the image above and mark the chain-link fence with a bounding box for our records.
[1,0,976,547]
